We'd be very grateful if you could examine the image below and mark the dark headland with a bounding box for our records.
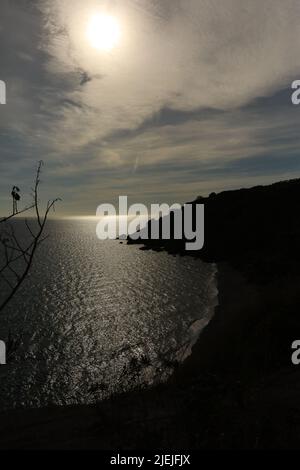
[1,178,300,449]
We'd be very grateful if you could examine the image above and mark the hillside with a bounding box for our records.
[1,178,300,449]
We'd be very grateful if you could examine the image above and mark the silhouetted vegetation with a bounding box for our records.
[0,162,60,322]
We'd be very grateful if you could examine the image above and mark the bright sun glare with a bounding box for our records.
[87,14,121,51]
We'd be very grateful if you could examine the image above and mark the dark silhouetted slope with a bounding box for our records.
[128,178,300,281]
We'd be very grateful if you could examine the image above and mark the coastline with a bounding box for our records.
[0,262,221,450]
[175,261,218,365]
[1,261,298,450]
[173,262,260,381]
[1,178,300,449]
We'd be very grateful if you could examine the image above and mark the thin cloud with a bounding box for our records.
[0,0,300,215]
[39,0,300,151]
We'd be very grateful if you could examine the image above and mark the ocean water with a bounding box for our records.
[0,219,217,410]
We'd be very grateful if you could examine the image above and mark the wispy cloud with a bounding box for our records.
[0,0,300,215]
[36,0,300,149]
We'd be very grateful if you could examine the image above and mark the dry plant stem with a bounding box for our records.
[0,161,60,314]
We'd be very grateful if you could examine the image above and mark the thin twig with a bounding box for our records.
[0,162,60,315]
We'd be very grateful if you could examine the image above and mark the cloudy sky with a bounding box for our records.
[0,0,300,216]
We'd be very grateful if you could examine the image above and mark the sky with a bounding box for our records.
[0,0,300,216]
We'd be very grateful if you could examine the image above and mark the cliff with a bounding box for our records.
[1,178,300,449]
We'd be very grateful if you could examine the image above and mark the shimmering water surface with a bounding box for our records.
[0,219,217,410]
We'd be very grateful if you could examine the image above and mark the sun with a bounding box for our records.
[87,14,121,51]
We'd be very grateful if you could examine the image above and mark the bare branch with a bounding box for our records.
[0,204,35,224]
[34,160,43,228]
[0,162,60,316]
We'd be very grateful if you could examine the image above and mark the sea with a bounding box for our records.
[0,219,218,410]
